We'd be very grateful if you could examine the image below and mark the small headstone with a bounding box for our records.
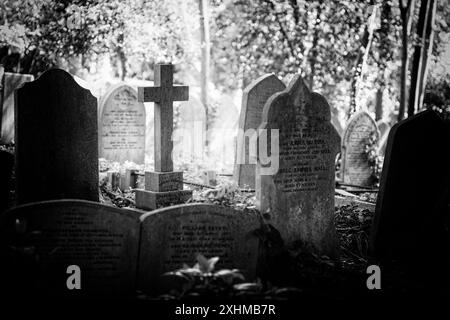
[256,75,340,256]
[0,150,14,213]
[138,203,260,293]
[234,74,285,189]
[15,69,99,204]
[370,110,450,260]
[0,71,34,143]
[135,64,192,210]
[1,200,143,296]
[99,84,146,164]
[341,111,379,187]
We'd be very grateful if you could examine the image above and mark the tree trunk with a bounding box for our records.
[198,0,210,148]
[397,0,415,121]
[418,0,437,109]
[408,0,430,117]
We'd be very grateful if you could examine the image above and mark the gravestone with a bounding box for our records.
[234,74,285,189]
[0,200,143,296]
[138,203,260,293]
[135,64,192,210]
[0,150,14,213]
[256,75,340,256]
[173,96,206,164]
[370,110,450,260]
[99,83,146,164]
[15,69,99,204]
[0,71,34,143]
[341,111,379,186]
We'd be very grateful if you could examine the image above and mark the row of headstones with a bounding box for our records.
[233,73,392,190]
[0,200,260,296]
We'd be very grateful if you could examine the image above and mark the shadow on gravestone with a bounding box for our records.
[370,110,450,267]
[234,74,286,189]
[0,150,14,213]
[0,200,143,298]
[137,203,261,294]
[256,75,340,258]
[98,83,146,164]
[15,69,99,205]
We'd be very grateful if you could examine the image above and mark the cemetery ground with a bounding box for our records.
[2,143,447,309]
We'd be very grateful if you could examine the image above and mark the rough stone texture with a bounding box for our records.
[99,83,146,164]
[341,111,379,186]
[370,110,450,260]
[0,150,14,213]
[0,72,34,143]
[256,75,340,257]
[135,189,192,210]
[0,200,143,296]
[234,74,285,189]
[15,69,98,204]
[138,203,260,293]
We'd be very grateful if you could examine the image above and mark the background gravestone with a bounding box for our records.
[0,71,34,144]
[0,149,14,213]
[341,111,379,186]
[256,75,340,257]
[370,110,450,261]
[173,96,206,165]
[99,83,146,164]
[234,74,285,189]
[0,200,143,296]
[138,203,260,293]
[15,69,99,204]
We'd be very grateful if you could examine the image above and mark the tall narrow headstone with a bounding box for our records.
[370,110,450,260]
[15,69,99,204]
[99,83,146,164]
[234,74,285,188]
[341,111,379,186]
[0,150,14,213]
[0,71,34,143]
[135,64,192,210]
[0,200,142,296]
[138,203,260,293]
[256,75,340,256]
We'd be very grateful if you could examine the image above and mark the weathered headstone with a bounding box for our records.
[0,71,34,143]
[341,111,379,186]
[135,64,192,210]
[15,69,99,204]
[99,83,146,164]
[370,110,450,260]
[0,200,143,296]
[173,96,206,164]
[234,74,285,189]
[0,149,14,213]
[138,203,260,293]
[256,75,340,256]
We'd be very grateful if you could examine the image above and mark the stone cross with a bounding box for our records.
[138,64,188,172]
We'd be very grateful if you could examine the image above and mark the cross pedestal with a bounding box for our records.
[135,64,192,210]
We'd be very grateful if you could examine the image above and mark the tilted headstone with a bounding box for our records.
[341,111,379,186]
[15,69,99,204]
[135,64,192,210]
[173,96,206,164]
[370,110,450,260]
[138,203,260,293]
[0,150,14,213]
[256,75,340,257]
[0,200,143,296]
[234,74,285,189]
[99,83,146,164]
[0,71,34,143]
